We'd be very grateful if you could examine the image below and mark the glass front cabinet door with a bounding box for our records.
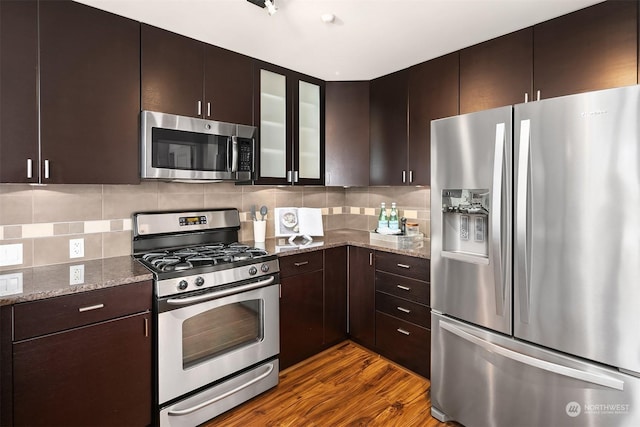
[256,64,324,185]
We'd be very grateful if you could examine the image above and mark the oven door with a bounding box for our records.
[157,278,279,405]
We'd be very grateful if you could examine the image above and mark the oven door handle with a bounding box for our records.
[167,362,275,417]
[166,276,276,305]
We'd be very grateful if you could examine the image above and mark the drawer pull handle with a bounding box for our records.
[397,306,411,314]
[294,261,309,267]
[396,285,411,291]
[397,328,410,336]
[78,303,104,313]
[397,263,411,269]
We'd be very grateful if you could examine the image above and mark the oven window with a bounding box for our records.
[152,128,230,172]
[182,300,262,369]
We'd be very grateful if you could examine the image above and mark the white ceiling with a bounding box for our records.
[76,0,603,81]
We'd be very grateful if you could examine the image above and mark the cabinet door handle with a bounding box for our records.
[369,252,373,266]
[536,90,541,101]
[294,261,309,267]
[396,284,411,291]
[524,92,529,103]
[397,263,411,269]
[293,170,299,183]
[207,102,211,117]
[287,170,293,183]
[409,170,413,183]
[402,170,406,183]
[144,318,149,337]
[397,306,411,314]
[78,303,104,312]
[27,159,33,179]
[197,100,202,116]
[44,159,50,179]
[397,328,410,336]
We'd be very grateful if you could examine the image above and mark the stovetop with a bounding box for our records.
[139,242,269,274]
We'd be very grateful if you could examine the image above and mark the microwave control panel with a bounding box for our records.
[238,139,253,172]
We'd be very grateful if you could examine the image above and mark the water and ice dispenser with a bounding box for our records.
[441,189,489,262]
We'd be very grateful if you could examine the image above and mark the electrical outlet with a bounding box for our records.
[69,238,84,259]
[69,265,84,285]
[0,243,23,267]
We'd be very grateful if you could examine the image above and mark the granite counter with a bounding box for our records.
[0,229,429,306]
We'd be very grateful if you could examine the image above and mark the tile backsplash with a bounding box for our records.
[0,182,430,270]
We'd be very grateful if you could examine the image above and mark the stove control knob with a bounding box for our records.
[260,264,270,273]
[248,266,258,276]
[195,277,205,287]
[178,280,188,291]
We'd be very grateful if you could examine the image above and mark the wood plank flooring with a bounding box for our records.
[203,341,459,427]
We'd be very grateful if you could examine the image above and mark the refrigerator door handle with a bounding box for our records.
[440,320,625,391]
[491,122,507,316]
[516,119,532,323]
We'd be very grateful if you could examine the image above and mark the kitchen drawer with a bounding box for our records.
[279,251,324,278]
[375,271,430,305]
[375,291,430,328]
[13,281,152,341]
[375,311,430,378]
[375,252,429,281]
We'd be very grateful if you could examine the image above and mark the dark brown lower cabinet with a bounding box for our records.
[347,246,375,348]
[13,313,152,426]
[375,311,430,378]
[323,246,348,345]
[279,252,324,369]
[1,281,152,426]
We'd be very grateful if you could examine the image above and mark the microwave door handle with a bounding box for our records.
[230,136,239,173]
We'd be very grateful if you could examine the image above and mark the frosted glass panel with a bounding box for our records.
[298,81,320,179]
[260,70,287,178]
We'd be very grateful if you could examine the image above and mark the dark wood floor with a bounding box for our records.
[203,341,458,426]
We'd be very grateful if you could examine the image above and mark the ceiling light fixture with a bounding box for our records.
[321,13,335,24]
[246,0,277,16]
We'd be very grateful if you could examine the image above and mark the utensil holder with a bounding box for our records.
[253,220,266,243]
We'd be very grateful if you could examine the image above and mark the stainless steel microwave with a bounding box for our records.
[141,111,256,182]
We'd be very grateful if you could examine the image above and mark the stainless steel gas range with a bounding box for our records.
[132,208,280,427]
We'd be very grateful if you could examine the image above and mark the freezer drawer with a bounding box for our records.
[431,312,640,427]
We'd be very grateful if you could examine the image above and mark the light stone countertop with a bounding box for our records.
[0,229,429,306]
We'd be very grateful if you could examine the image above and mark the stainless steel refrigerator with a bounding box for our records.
[430,85,640,427]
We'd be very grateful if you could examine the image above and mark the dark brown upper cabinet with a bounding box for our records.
[142,25,254,125]
[1,0,140,184]
[0,0,39,183]
[254,62,325,186]
[408,52,459,186]
[325,81,370,187]
[460,28,533,114]
[534,0,638,100]
[41,1,140,184]
[369,69,409,186]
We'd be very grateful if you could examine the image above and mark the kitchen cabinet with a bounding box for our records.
[142,24,253,125]
[1,281,153,426]
[0,0,38,183]
[369,69,408,186]
[323,246,348,345]
[0,0,140,184]
[347,246,376,348]
[460,28,533,114]
[325,81,370,187]
[408,53,459,185]
[39,0,140,184]
[374,252,431,378]
[533,0,638,99]
[255,62,325,185]
[279,251,325,369]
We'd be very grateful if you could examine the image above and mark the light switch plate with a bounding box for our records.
[0,243,23,267]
